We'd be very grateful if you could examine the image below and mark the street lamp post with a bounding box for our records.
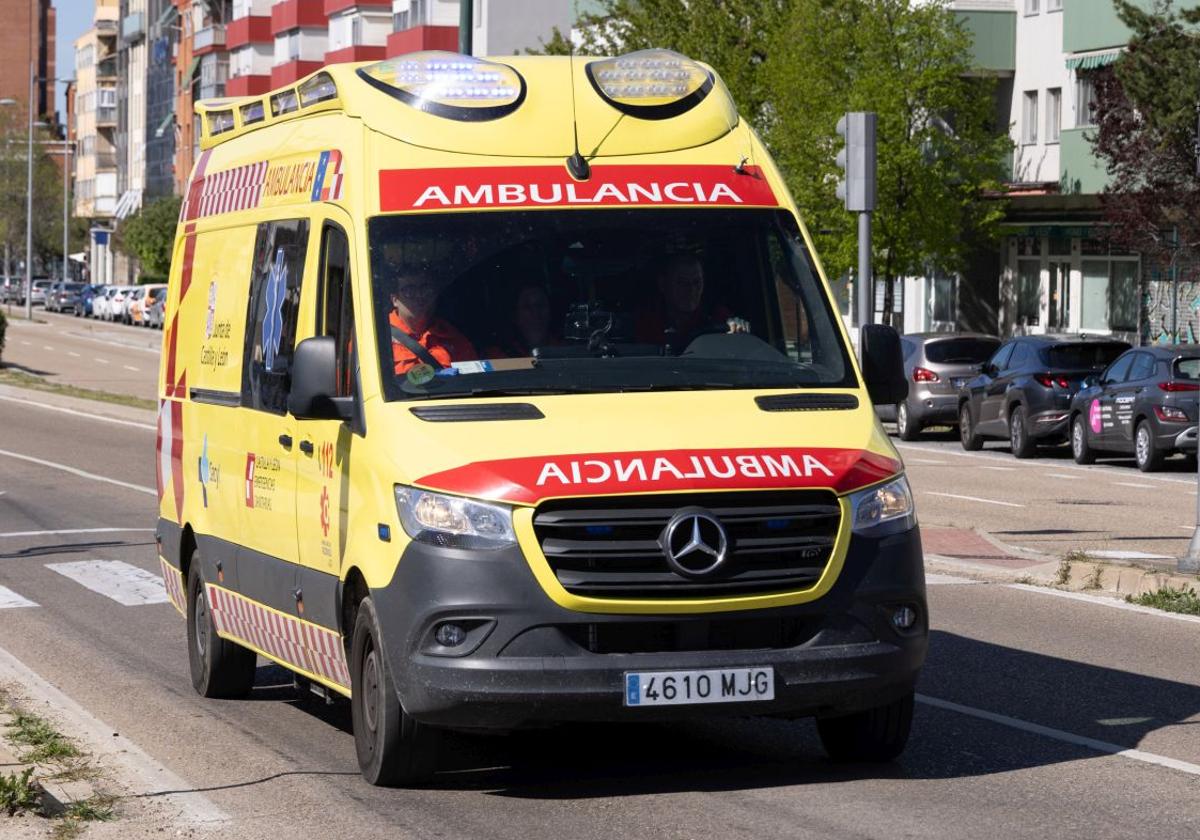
[61,138,71,284]
[24,60,34,321]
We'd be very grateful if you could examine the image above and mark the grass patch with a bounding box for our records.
[0,767,39,816]
[5,712,82,764]
[0,367,155,411]
[1014,575,1034,585]
[1128,586,1200,616]
[1084,564,1105,590]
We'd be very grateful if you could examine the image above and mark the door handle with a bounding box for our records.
[299,440,314,455]
[278,434,293,449]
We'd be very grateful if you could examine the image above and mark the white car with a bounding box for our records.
[91,286,115,320]
[107,286,135,322]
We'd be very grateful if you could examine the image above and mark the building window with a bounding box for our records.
[931,271,957,324]
[1076,73,1097,127]
[1025,0,1039,14]
[1022,90,1038,144]
[1017,259,1041,327]
[393,0,424,31]
[97,87,117,108]
[1047,0,1062,9]
[1046,87,1061,142]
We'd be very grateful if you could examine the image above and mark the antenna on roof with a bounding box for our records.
[565,1,590,180]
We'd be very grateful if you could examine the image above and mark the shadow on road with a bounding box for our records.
[228,630,1200,798]
[0,539,155,560]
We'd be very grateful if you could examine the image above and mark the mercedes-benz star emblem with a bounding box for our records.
[662,509,729,578]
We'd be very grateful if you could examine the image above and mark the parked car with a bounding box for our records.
[106,286,134,322]
[877,333,1001,440]
[125,287,148,325]
[0,278,18,303]
[92,286,115,320]
[131,284,167,327]
[146,290,166,329]
[958,334,1131,457]
[47,281,86,313]
[1069,345,1200,472]
[29,278,51,306]
[74,284,105,317]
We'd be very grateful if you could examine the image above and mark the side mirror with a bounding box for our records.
[860,324,908,406]
[288,336,355,422]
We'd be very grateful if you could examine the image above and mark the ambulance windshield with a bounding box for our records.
[368,208,855,400]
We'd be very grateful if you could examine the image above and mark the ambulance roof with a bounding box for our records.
[195,50,740,159]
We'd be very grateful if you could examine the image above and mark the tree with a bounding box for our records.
[557,0,1011,325]
[114,196,182,280]
[0,104,74,277]
[1091,2,1200,281]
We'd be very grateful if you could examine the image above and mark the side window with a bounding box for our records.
[1008,343,1032,371]
[318,224,356,398]
[242,219,308,414]
[900,338,916,360]
[1127,352,1156,382]
[989,342,1014,372]
[1102,353,1135,384]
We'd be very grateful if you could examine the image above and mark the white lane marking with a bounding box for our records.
[917,693,1200,778]
[67,351,80,357]
[0,586,38,609]
[0,643,228,825]
[1180,526,1195,531]
[905,458,946,465]
[122,365,140,372]
[924,491,1025,508]
[0,394,155,430]
[62,331,161,355]
[1113,482,1155,489]
[980,465,1016,472]
[46,560,169,606]
[0,449,155,495]
[925,573,982,586]
[42,345,53,351]
[1088,549,1171,560]
[19,340,30,345]
[895,442,1194,486]
[95,358,109,365]
[1046,473,1081,480]
[0,527,155,539]
[1007,584,1200,625]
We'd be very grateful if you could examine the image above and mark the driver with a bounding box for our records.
[388,269,476,375]
[635,253,749,349]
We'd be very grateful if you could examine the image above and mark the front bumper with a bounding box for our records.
[371,527,927,729]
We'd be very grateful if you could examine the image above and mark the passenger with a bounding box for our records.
[484,281,558,358]
[635,253,749,349]
[388,270,476,375]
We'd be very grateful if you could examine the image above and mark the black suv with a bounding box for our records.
[1069,346,1200,471]
[958,335,1130,458]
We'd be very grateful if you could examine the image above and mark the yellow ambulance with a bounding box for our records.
[156,50,923,786]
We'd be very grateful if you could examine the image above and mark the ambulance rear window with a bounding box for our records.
[367,208,855,401]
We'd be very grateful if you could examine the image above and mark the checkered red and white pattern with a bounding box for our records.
[191,161,269,219]
[160,558,186,615]
[207,585,351,691]
[319,150,344,201]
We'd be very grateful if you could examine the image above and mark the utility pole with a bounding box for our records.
[836,112,878,336]
[62,138,70,283]
[25,60,35,321]
[458,0,473,55]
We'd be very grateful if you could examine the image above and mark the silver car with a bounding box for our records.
[877,332,1001,440]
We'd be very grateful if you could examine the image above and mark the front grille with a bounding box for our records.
[532,491,842,600]
[562,616,818,654]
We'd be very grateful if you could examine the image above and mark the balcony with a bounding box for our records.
[94,151,117,169]
[199,82,227,101]
[1059,128,1109,195]
[270,0,326,34]
[955,8,1015,75]
[227,15,273,48]
[385,25,458,58]
[194,24,227,55]
[96,56,118,79]
[325,44,385,65]
[122,12,145,43]
[95,106,117,127]
[270,59,323,88]
[226,74,272,97]
[95,20,117,34]
[324,0,389,14]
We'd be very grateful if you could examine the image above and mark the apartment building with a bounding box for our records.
[73,0,120,286]
[115,0,149,281]
[145,0,177,199]
[0,0,57,125]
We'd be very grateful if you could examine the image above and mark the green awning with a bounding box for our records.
[154,110,174,138]
[183,56,200,82]
[1066,49,1122,71]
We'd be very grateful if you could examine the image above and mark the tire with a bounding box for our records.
[959,402,983,451]
[1008,405,1037,459]
[1135,420,1164,473]
[1071,415,1096,465]
[896,402,922,441]
[351,597,439,786]
[817,690,914,763]
[186,559,256,699]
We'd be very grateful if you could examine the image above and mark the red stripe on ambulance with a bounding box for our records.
[415,447,902,505]
[379,165,778,212]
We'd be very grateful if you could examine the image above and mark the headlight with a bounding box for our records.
[850,475,916,535]
[395,486,516,549]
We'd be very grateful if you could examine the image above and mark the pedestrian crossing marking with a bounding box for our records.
[0,586,37,609]
[46,560,169,606]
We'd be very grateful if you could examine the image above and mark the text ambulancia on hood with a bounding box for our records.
[536,452,834,487]
[413,180,745,208]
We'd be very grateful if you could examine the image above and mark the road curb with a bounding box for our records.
[0,709,100,820]
[926,552,1200,600]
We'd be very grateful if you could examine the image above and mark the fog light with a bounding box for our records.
[435,623,467,647]
[891,606,917,630]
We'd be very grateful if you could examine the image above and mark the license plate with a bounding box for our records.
[624,667,774,707]
[951,377,967,389]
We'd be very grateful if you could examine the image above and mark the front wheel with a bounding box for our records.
[817,690,914,762]
[1135,420,1164,472]
[186,560,256,698]
[1071,415,1096,465]
[1009,406,1037,459]
[351,597,439,786]
[895,402,921,441]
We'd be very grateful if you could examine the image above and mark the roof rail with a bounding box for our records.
[195,70,343,150]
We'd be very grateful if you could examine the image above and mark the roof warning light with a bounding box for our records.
[358,52,526,121]
[586,49,714,119]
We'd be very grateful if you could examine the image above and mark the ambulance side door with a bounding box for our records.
[236,219,308,595]
[294,220,358,592]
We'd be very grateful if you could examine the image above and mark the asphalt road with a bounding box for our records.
[2,308,161,401]
[1,392,1199,838]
